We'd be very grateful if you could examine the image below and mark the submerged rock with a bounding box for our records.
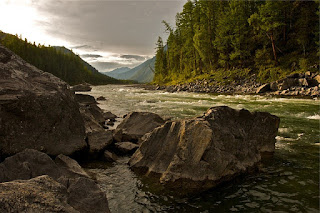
[71,83,92,92]
[129,106,280,193]
[114,112,165,143]
[0,45,86,159]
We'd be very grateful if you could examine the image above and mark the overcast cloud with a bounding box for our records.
[0,0,185,71]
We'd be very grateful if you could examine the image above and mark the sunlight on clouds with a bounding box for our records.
[0,0,69,46]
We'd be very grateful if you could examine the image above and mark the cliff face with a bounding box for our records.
[0,45,86,159]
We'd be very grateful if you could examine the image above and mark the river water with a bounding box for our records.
[83,85,319,213]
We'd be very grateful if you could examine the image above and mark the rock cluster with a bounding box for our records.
[0,149,110,213]
[129,106,280,194]
[151,72,319,97]
[0,45,112,212]
[155,75,261,94]
[258,72,320,97]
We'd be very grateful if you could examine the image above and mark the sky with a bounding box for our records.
[0,0,185,72]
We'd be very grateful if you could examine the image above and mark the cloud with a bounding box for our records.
[31,0,185,55]
[81,54,103,58]
[90,61,124,72]
[120,55,145,61]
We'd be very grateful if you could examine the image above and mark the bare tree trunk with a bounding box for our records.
[270,33,278,64]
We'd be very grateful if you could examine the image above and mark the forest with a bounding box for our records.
[0,32,123,85]
[154,0,319,85]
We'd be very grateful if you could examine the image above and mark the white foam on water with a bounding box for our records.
[307,114,320,120]
[276,136,297,142]
[278,128,291,133]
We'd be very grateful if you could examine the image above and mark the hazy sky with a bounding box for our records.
[0,0,185,71]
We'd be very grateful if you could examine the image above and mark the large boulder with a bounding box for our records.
[0,149,111,212]
[0,45,86,159]
[0,175,78,213]
[114,112,165,143]
[0,175,111,213]
[0,149,88,182]
[129,106,280,193]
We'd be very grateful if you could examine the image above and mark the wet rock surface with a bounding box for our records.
[114,112,165,143]
[0,45,86,159]
[114,142,139,155]
[77,94,114,157]
[129,106,280,193]
[71,83,92,92]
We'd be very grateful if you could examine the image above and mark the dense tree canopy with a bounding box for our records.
[154,0,319,84]
[0,32,124,85]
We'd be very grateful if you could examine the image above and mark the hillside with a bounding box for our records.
[0,32,124,85]
[104,56,155,83]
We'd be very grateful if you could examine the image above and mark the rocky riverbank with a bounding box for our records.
[140,72,320,98]
[0,44,282,211]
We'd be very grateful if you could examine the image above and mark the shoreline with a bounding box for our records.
[130,83,319,100]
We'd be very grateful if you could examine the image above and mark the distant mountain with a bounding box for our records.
[0,32,123,85]
[103,67,131,78]
[104,56,155,83]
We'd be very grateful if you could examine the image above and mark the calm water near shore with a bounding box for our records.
[83,85,319,213]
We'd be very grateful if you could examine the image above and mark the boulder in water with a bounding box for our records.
[129,106,280,194]
[114,112,165,143]
[71,83,92,92]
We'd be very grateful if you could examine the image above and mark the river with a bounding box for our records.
[82,85,319,213]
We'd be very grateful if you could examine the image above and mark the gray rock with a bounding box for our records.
[103,150,118,162]
[129,106,279,193]
[67,177,110,213]
[79,102,113,155]
[313,75,320,85]
[0,149,88,183]
[0,149,62,182]
[104,111,117,120]
[114,112,165,143]
[256,83,271,93]
[115,142,139,155]
[97,96,107,101]
[71,83,92,92]
[298,78,309,87]
[87,130,113,154]
[55,154,90,178]
[0,149,111,213]
[75,94,97,105]
[0,175,78,213]
[279,78,299,90]
[0,45,86,158]
[270,82,279,91]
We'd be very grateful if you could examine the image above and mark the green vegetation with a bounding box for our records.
[0,32,126,85]
[154,0,319,85]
